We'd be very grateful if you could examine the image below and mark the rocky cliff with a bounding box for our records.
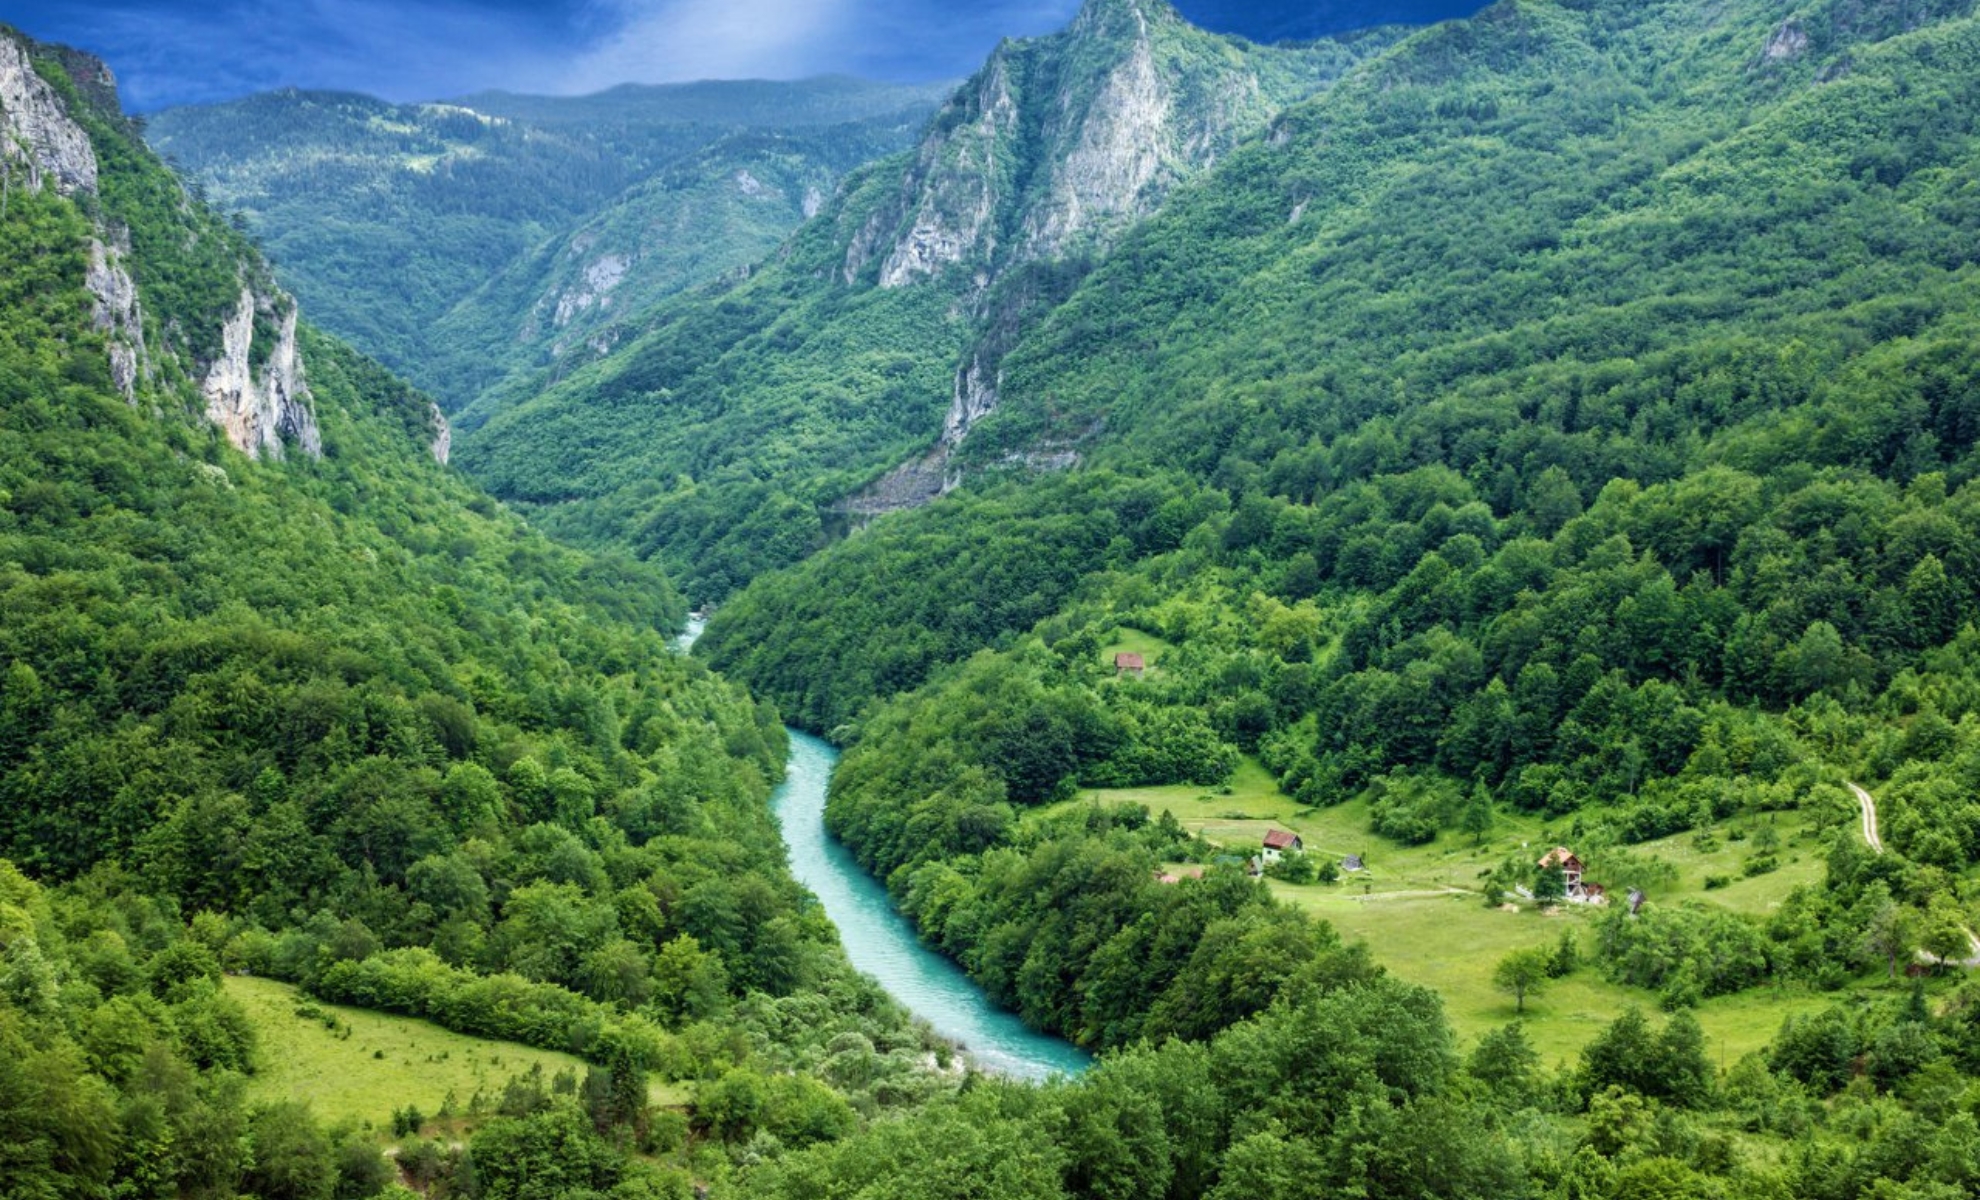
[451,0,1394,600]
[0,33,98,195]
[86,236,147,400]
[2,27,321,459]
[3,34,151,402]
[847,0,1361,292]
[201,290,321,460]
[838,0,1390,509]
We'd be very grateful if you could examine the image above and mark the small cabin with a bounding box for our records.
[1538,847,1608,903]
[1538,847,1584,889]
[1114,652,1146,676]
[1342,853,1365,873]
[1262,829,1304,864]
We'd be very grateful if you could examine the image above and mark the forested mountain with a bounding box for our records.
[20,0,1980,1192]
[428,118,934,413]
[696,0,1980,1106]
[146,78,949,408]
[456,0,1396,602]
[0,27,950,1198]
[708,0,1980,747]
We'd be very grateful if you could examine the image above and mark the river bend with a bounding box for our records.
[681,619,1089,1079]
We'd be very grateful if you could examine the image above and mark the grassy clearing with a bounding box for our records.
[226,975,686,1133]
[1273,886,1833,1065]
[1073,760,1855,1065]
[1098,626,1175,672]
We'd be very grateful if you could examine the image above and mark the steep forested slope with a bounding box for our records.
[456,0,1394,602]
[0,28,947,1199]
[710,0,1980,734]
[147,79,948,407]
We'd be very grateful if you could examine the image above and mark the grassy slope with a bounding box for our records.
[227,976,687,1132]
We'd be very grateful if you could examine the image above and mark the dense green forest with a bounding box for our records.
[18,0,1980,1195]
[147,81,948,409]
[707,0,1980,845]
[693,0,1980,1188]
[0,28,953,1200]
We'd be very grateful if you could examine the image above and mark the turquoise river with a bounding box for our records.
[681,620,1090,1080]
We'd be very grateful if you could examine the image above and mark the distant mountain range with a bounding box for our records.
[146,77,953,410]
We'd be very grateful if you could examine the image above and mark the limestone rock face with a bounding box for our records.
[202,290,322,460]
[87,238,147,400]
[1015,0,1179,261]
[834,0,1369,518]
[428,402,452,465]
[1763,19,1809,60]
[847,0,1306,299]
[551,254,631,328]
[942,350,1002,446]
[2,32,151,401]
[0,35,99,196]
[867,54,1019,288]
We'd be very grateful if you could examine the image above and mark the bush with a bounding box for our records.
[1594,904,1770,997]
[1265,853,1317,884]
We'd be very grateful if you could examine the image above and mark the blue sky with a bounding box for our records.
[4,0,1486,111]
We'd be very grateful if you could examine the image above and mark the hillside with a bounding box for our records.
[454,0,1396,602]
[0,27,948,1199]
[685,3,1980,1191]
[708,0,1980,733]
[428,115,936,412]
[146,78,948,408]
[694,0,1980,1061]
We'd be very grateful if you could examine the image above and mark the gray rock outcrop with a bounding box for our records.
[429,402,452,465]
[0,34,99,196]
[87,237,147,400]
[202,289,322,460]
[837,0,1366,516]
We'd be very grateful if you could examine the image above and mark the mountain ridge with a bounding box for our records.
[454,2,1396,600]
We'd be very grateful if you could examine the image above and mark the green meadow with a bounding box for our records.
[1066,762,1873,1066]
[226,976,686,1133]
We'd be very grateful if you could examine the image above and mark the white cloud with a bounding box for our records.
[560,0,857,91]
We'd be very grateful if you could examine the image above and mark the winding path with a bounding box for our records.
[1848,781,1882,854]
[1854,778,1980,968]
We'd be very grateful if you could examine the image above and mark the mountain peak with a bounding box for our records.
[844,0,1355,294]
[1069,0,1183,38]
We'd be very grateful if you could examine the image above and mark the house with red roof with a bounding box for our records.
[1262,829,1303,865]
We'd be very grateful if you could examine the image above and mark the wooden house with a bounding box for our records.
[1538,847,1584,894]
[1538,847,1608,903]
[1114,652,1146,676]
